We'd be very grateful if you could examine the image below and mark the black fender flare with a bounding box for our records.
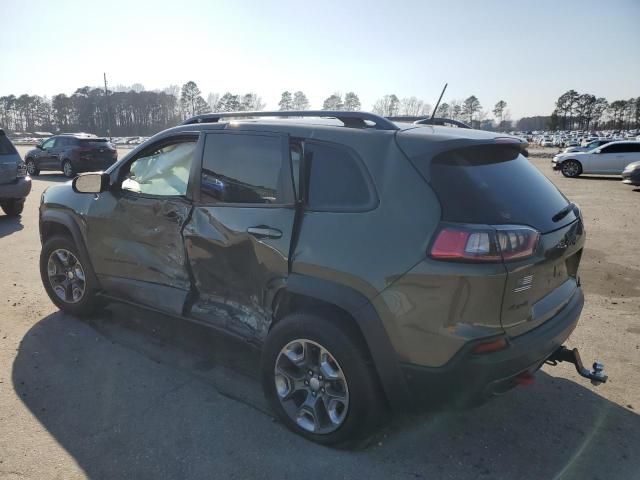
[284,273,411,410]
[40,209,101,289]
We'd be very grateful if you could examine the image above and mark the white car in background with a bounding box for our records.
[563,139,611,153]
[552,141,640,178]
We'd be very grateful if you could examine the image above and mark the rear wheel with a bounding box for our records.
[561,160,582,178]
[40,235,101,316]
[26,159,39,176]
[261,312,385,447]
[62,160,74,178]
[1,198,25,216]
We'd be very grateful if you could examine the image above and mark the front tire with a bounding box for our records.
[1,198,25,217]
[40,235,101,316]
[62,160,74,178]
[561,160,582,178]
[261,312,385,447]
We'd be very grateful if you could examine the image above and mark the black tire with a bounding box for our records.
[62,160,74,178]
[561,160,582,178]
[261,311,385,448]
[40,235,102,316]
[26,159,40,176]
[1,198,25,217]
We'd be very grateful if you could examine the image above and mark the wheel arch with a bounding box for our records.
[40,210,101,289]
[271,273,411,410]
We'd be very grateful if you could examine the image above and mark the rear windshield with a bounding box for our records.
[429,145,575,233]
[0,134,18,155]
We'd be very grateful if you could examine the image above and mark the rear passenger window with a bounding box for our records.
[201,133,288,204]
[305,142,374,211]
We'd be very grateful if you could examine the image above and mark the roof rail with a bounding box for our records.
[180,110,400,131]
[387,116,471,129]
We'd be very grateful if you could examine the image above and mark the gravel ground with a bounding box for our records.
[0,145,638,480]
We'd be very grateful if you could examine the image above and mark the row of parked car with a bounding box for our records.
[530,130,639,149]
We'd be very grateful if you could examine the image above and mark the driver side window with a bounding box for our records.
[121,139,197,197]
[41,138,55,150]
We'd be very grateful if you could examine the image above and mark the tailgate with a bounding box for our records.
[501,218,584,337]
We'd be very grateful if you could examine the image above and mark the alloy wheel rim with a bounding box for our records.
[63,163,72,176]
[26,161,36,175]
[47,249,86,304]
[274,339,349,434]
[564,162,578,176]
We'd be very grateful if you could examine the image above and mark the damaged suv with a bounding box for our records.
[38,111,606,447]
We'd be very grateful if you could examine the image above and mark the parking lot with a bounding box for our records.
[0,146,638,479]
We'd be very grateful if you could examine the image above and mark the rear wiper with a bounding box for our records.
[552,202,576,223]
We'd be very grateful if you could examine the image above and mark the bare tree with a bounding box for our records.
[292,91,310,110]
[372,94,399,116]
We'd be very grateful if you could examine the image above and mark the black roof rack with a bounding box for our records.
[387,116,471,129]
[180,110,400,131]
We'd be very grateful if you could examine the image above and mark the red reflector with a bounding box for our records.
[430,228,470,259]
[514,372,535,386]
[472,338,508,354]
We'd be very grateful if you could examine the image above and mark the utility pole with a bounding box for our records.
[103,72,112,141]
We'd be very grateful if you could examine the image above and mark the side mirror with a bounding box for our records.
[72,172,109,193]
[35,143,43,150]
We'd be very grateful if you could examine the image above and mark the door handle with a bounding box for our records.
[247,226,282,239]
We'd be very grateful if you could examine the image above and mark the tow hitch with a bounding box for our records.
[546,346,608,385]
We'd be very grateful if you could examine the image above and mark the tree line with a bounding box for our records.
[1,80,637,136]
[548,90,639,131]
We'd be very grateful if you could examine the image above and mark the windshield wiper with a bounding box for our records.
[552,202,576,223]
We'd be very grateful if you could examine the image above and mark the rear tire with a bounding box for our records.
[26,159,39,176]
[561,160,582,178]
[1,198,25,216]
[62,160,74,178]
[261,311,385,448]
[40,235,102,316]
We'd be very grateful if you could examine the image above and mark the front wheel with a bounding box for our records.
[561,160,582,178]
[1,198,25,216]
[62,160,74,178]
[40,235,102,316]
[261,312,385,447]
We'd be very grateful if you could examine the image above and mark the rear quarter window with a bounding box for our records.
[0,135,18,155]
[305,142,376,212]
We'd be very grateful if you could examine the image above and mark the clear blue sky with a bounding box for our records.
[1,0,638,118]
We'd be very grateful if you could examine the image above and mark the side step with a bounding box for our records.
[546,346,608,385]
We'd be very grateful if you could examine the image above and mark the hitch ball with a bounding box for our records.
[591,361,606,386]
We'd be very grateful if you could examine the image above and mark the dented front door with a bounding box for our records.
[84,135,200,315]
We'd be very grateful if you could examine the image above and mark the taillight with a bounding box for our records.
[430,224,539,263]
[16,161,27,178]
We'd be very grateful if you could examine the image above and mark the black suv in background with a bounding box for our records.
[25,134,117,178]
[38,111,606,447]
[0,129,31,216]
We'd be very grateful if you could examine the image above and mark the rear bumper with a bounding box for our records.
[0,177,32,200]
[399,287,584,410]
